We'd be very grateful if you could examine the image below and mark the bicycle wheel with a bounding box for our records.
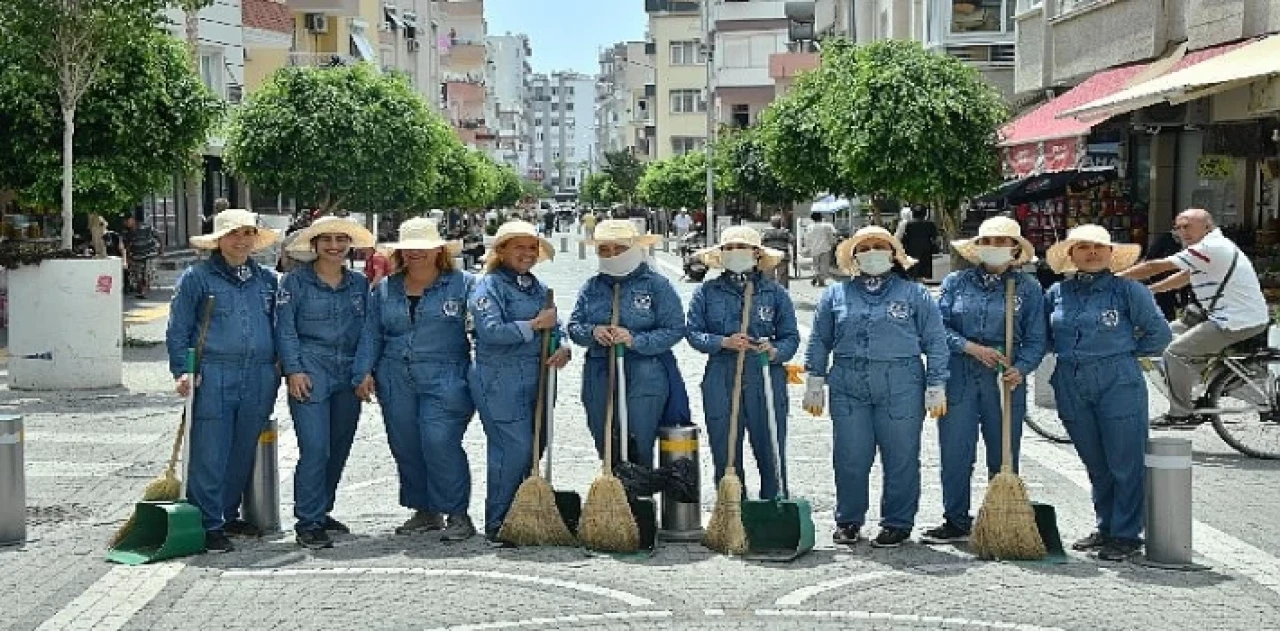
[1024,413,1072,444]
[1205,357,1280,459]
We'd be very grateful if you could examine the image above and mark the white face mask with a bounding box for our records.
[855,250,894,276]
[597,245,645,277]
[720,250,757,273]
[976,245,1016,267]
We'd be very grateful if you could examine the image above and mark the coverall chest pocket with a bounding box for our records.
[623,289,656,329]
[707,296,742,334]
[874,300,917,338]
[300,292,332,321]
[751,299,777,339]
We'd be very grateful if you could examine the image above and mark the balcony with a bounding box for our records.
[286,0,359,15]
[717,65,773,88]
[714,0,788,26]
[768,51,819,80]
[288,52,358,67]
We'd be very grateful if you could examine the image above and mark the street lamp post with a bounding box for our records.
[702,0,716,248]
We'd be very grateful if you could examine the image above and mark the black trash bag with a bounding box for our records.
[662,457,698,504]
[613,461,665,500]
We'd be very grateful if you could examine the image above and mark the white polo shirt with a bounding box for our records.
[1165,228,1270,331]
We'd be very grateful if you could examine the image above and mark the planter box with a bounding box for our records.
[8,258,123,390]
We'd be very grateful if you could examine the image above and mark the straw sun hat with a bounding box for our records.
[590,219,660,248]
[951,216,1036,266]
[189,208,279,251]
[286,216,375,258]
[835,226,916,275]
[380,217,462,255]
[491,220,555,262]
[1046,224,1142,274]
[695,225,783,271]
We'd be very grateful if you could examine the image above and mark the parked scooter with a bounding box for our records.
[678,228,708,282]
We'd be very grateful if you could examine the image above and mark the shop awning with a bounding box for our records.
[1060,36,1273,121]
[350,33,378,63]
[973,167,1119,210]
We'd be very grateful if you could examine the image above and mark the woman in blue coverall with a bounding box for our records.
[470,221,571,541]
[166,208,281,554]
[276,217,374,549]
[803,226,949,548]
[687,226,800,501]
[1044,224,1171,561]
[353,218,479,542]
[568,220,685,467]
[922,217,1048,544]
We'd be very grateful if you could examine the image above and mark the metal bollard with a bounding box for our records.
[0,415,25,547]
[1143,437,1201,570]
[662,237,670,253]
[242,418,281,534]
[560,236,568,253]
[1033,354,1057,409]
[657,425,703,542]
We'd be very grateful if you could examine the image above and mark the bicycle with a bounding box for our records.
[1024,331,1280,459]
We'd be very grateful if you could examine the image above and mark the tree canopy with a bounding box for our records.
[600,150,645,205]
[638,151,710,211]
[580,172,620,207]
[715,125,807,208]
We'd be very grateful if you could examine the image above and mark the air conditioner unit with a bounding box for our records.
[305,13,329,34]
[407,39,420,53]
[1131,100,1211,127]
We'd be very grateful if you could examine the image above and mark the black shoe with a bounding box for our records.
[296,528,334,550]
[1152,414,1199,429]
[322,516,351,534]
[1071,531,1107,551]
[1096,539,1142,562]
[204,531,234,553]
[224,519,262,538]
[920,522,970,545]
[395,511,445,535]
[832,524,861,545]
[870,527,911,548]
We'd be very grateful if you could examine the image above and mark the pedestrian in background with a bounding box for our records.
[1044,224,1171,561]
[804,212,838,287]
[900,207,939,281]
[469,221,571,542]
[687,227,800,501]
[276,217,374,549]
[802,226,949,548]
[353,219,479,542]
[922,217,1047,545]
[568,220,685,468]
[123,213,162,299]
[760,215,794,289]
[165,208,281,553]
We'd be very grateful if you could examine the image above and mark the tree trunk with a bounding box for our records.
[61,104,75,250]
[184,7,204,239]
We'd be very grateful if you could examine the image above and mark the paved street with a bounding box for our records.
[2,235,1279,630]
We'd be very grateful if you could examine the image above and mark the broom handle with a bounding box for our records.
[544,336,558,482]
[725,281,755,471]
[1001,277,1015,473]
[529,290,555,476]
[602,284,621,474]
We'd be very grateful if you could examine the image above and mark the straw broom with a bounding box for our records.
[703,280,755,556]
[971,278,1046,560]
[109,296,214,548]
[497,291,577,546]
[578,284,640,552]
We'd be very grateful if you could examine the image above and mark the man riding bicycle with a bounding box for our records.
[1119,208,1271,426]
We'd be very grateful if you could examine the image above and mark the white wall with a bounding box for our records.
[164,1,246,99]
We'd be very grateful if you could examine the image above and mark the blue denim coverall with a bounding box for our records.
[805,274,950,530]
[275,263,368,533]
[166,253,280,533]
[687,271,800,500]
[1046,271,1172,544]
[568,264,685,468]
[353,271,476,519]
[936,268,1048,531]
[468,266,565,536]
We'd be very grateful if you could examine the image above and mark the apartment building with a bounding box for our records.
[708,1,790,130]
[487,33,534,173]
[646,0,708,159]
[440,0,494,151]
[379,1,444,106]
[596,40,657,162]
[530,72,596,195]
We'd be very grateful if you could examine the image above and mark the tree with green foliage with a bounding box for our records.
[580,171,621,207]
[0,18,221,230]
[638,152,711,211]
[715,125,807,210]
[0,0,177,248]
[519,177,544,203]
[226,64,452,214]
[601,150,646,205]
[491,165,523,209]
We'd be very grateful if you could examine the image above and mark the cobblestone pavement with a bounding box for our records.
[2,236,1279,630]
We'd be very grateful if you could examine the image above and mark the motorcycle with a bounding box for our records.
[678,228,708,282]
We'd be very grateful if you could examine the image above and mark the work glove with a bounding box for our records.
[925,385,947,418]
[803,376,826,417]
[785,363,805,385]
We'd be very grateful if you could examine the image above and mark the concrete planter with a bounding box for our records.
[8,258,123,390]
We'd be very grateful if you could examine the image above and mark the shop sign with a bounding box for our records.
[1082,142,1124,173]
[1003,144,1041,178]
[1043,138,1080,172]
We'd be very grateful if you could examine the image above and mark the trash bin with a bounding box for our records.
[242,419,281,534]
[0,414,25,547]
[1142,436,1201,570]
[657,425,702,542]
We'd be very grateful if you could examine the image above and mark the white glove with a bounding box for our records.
[925,385,947,417]
[803,376,826,417]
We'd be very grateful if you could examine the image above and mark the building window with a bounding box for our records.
[731,104,750,128]
[566,103,574,111]
[670,40,705,65]
[199,52,225,98]
[670,89,706,114]
[950,0,1014,34]
[671,136,704,155]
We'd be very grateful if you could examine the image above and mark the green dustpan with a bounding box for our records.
[744,352,815,561]
[106,501,205,565]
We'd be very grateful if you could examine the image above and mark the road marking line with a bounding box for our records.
[25,432,160,445]
[35,563,183,631]
[340,475,397,493]
[1026,440,1280,596]
[755,609,1063,630]
[223,567,655,606]
[124,304,169,325]
[422,611,674,631]
[774,571,894,606]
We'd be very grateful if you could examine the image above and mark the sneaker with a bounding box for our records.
[920,522,970,545]
[870,527,912,549]
[204,531,234,553]
[832,524,861,545]
[296,528,333,550]
[1096,539,1142,562]
[1152,414,1199,429]
[395,511,444,535]
[224,519,262,538]
[1071,531,1107,551]
[322,516,351,534]
[440,514,477,542]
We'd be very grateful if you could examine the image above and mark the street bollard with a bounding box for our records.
[657,425,703,542]
[243,418,281,534]
[1033,354,1057,409]
[662,237,670,253]
[560,236,568,254]
[0,415,25,547]
[1143,437,1201,570]
[578,240,586,261]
